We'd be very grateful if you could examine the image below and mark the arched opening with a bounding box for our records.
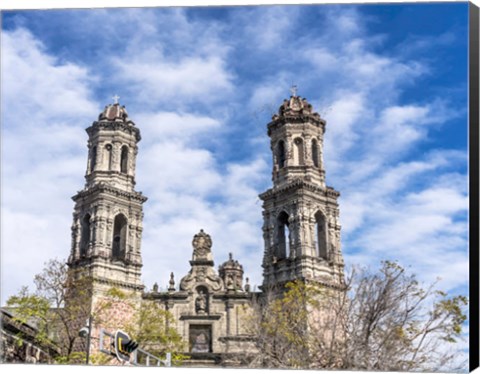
[277,140,286,169]
[105,144,113,171]
[112,214,127,260]
[80,214,91,257]
[312,139,319,167]
[90,146,97,173]
[315,211,328,259]
[276,211,290,259]
[293,137,305,165]
[120,146,129,173]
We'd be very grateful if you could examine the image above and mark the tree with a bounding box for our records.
[250,261,468,371]
[5,259,186,365]
[94,288,187,365]
[6,259,94,363]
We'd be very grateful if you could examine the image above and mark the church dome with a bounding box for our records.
[219,253,244,291]
[269,87,324,124]
[273,95,322,119]
[219,253,243,272]
[98,102,133,124]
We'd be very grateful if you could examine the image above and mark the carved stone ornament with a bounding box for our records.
[179,269,223,292]
[179,230,224,292]
[192,229,213,260]
[289,96,303,111]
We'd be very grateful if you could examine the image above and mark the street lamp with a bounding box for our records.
[79,315,93,364]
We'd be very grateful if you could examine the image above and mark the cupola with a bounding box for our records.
[219,253,245,291]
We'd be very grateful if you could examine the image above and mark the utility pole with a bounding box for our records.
[79,316,93,365]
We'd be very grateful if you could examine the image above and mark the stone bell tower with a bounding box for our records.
[260,91,345,292]
[67,99,147,295]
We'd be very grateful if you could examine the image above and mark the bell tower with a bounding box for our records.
[260,91,345,292]
[67,99,147,295]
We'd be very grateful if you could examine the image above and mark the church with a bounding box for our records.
[66,92,346,364]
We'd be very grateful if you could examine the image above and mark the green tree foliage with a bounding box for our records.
[6,259,187,365]
[125,300,187,364]
[6,259,93,363]
[251,261,468,371]
[95,288,187,365]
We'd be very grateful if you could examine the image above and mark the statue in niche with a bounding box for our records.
[195,290,207,314]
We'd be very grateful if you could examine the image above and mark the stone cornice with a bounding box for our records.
[142,291,190,301]
[211,292,252,301]
[68,255,143,268]
[218,335,256,342]
[190,259,215,267]
[179,314,222,321]
[259,179,340,200]
[261,276,346,293]
[93,276,145,292]
[267,115,326,136]
[72,183,148,203]
[87,121,141,142]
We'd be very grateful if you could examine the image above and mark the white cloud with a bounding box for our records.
[241,6,299,51]
[136,111,222,142]
[139,152,268,293]
[1,28,98,122]
[342,166,468,291]
[115,55,234,106]
[1,28,97,302]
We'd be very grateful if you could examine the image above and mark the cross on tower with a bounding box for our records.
[290,85,298,97]
[112,94,120,104]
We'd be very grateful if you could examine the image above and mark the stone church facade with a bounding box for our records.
[66,93,345,364]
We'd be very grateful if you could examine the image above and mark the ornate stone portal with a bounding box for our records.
[146,230,254,359]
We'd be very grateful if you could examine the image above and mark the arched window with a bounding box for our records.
[277,140,286,169]
[80,214,91,257]
[315,211,328,259]
[293,138,305,165]
[276,211,290,259]
[112,214,128,260]
[105,144,113,171]
[120,146,129,173]
[90,146,97,173]
[312,139,319,167]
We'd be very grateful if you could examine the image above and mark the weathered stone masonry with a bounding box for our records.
[66,94,346,364]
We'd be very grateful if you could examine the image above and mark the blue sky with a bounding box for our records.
[0,3,471,360]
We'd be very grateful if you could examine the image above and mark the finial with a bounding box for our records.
[112,94,120,104]
[245,277,251,292]
[153,282,159,292]
[229,252,233,260]
[168,272,175,291]
[290,85,298,97]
